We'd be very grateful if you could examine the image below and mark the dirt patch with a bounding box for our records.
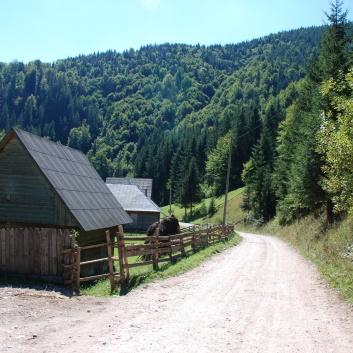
[1,232,353,353]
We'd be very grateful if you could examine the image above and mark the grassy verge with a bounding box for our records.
[260,214,353,305]
[80,232,241,296]
[196,187,353,305]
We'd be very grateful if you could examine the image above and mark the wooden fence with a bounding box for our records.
[68,224,234,293]
[0,225,234,292]
[61,226,125,292]
[0,228,73,279]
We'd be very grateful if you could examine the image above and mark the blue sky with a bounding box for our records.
[1,0,351,63]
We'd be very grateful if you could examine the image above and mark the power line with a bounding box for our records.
[236,108,287,141]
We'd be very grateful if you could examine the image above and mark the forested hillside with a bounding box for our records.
[0,25,324,212]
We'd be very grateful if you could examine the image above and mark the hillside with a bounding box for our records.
[0,26,323,207]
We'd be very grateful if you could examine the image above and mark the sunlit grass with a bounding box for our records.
[80,232,242,297]
[262,213,353,304]
[161,188,246,225]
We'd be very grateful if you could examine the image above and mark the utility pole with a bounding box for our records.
[222,136,232,227]
[169,185,172,215]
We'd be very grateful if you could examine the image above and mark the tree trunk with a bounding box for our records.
[326,198,334,224]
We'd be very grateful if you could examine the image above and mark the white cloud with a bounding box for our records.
[140,0,161,10]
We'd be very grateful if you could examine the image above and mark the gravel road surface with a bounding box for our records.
[1,232,353,353]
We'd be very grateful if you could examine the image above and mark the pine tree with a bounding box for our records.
[242,123,276,222]
[276,0,352,223]
[178,157,202,218]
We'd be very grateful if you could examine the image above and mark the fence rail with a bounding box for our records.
[0,224,234,293]
[60,226,123,292]
[67,224,234,293]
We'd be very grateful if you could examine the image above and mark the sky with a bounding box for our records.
[1,0,351,64]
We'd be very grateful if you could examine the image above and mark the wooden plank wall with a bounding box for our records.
[0,138,56,227]
[0,228,71,277]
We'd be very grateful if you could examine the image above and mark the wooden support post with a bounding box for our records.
[117,225,129,282]
[106,230,116,292]
[117,232,125,283]
[168,235,173,262]
[69,232,76,284]
[121,226,129,279]
[192,228,195,252]
[180,232,186,257]
[153,228,159,270]
[75,247,81,294]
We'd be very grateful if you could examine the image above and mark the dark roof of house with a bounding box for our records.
[106,183,164,214]
[5,128,132,231]
[106,177,153,199]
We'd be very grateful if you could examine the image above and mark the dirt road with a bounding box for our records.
[1,232,353,353]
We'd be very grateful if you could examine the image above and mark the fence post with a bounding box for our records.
[180,231,186,257]
[192,227,196,253]
[106,230,116,292]
[69,232,76,284]
[117,225,129,282]
[75,247,81,294]
[153,228,159,270]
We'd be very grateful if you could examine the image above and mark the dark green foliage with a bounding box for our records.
[208,197,217,217]
[241,123,277,222]
[177,157,202,218]
[274,0,352,224]
[0,26,325,215]
[198,201,207,218]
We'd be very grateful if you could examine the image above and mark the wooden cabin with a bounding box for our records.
[0,127,132,279]
[106,183,164,231]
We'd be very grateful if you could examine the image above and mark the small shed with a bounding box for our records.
[106,183,164,231]
[0,127,132,278]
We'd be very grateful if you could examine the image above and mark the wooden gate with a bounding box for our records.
[63,226,128,294]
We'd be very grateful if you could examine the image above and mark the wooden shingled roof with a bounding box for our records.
[2,128,132,231]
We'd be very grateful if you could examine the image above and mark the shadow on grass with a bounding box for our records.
[119,257,182,296]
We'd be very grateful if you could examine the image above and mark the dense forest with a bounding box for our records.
[0,1,352,223]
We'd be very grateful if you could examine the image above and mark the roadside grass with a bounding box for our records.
[195,187,353,305]
[80,232,241,297]
[262,213,353,305]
